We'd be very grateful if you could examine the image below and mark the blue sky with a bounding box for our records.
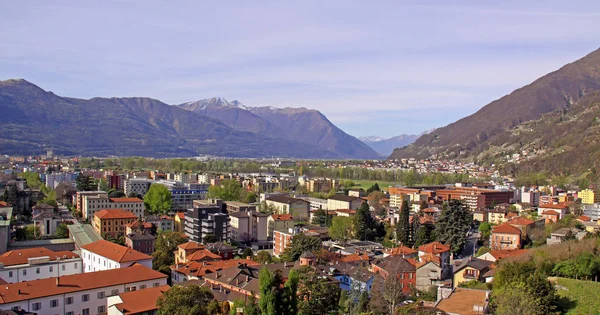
[1,1,600,139]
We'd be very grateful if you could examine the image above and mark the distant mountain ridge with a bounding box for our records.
[390,48,600,164]
[0,79,378,159]
[360,134,419,156]
[179,98,379,159]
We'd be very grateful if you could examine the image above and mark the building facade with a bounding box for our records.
[93,209,138,237]
[0,248,82,283]
[81,240,153,273]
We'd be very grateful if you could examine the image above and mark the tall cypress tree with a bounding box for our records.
[354,201,373,241]
[396,200,411,246]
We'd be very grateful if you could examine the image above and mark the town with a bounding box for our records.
[0,154,597,314]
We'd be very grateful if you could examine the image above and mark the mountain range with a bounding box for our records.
[359,134,421,156]
[0,80,380,159]
[389,47,600,174]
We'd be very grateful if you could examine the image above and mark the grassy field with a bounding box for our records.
[553,277,600,314]
[349,180,398,192]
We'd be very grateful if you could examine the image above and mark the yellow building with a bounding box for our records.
[93,209,138,237]
[452,258,493,288]
[174,212,185,233]
[579,189,600,205]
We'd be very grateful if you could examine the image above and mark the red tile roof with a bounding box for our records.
[0,201,10,207]
[542,210,560,216]
[507,217,535,226]
[539,203,568,210]
[418,241,451,254]
[81,240,152,263]
[95,209,138,220]
[178,242,204,251]
[270,214,295,221]
[492,223,522,235]
[113,285,170,314]
[176,212,185,219]
[0,248,79,267]
[578,215,592,222]
[0,264,165,304]
[109,197,143,203]
[385,246,417,256]
[171,259,259,278]
[338,253,369,263]
[488,249,528,261]
[186,249,222,262]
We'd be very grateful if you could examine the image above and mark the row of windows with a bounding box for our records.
[6,263,77,277]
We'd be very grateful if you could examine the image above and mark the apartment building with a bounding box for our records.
[273,228,299,257]
[123,178,153,197]
[93,209,138,237]
[229,211,269,243]
[106,284,170,315]
[0,248,81,283]
[81,195,144,221]
[265,195,310,220]
[0,264,167,315]
[75,191,107,214]
[145,215,174,232]
[224,201,256,214]
[579,189,600,205]
[81,240,152,273]
[184,200,230,244]
[45,172,78,189]
[327,195,363,210]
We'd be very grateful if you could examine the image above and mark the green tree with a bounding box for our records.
[76,174,96,191]
[329,216,355,244]
[297,266,341,315]
[281,234,322,262]
[156,285,215,315]
[284,269,300,315]
[476,246,491,256]
[203,234,217,244]
[396,200,411,246]
[108,190,126,198]
[491,272,560,315]
[479,222,493,240]
[144,184,172,214]
[21,172,43,189]
[207,179,243,201]
[259,267,282,315]
[54,223,69,238]
[434,200,472,254]
[311,209,331,227]
[355,201,374,241]
[254,251,273,264]
[152,231,185,274]
[414,224,435,247]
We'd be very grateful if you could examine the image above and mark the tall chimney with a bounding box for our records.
[56,277,60,286]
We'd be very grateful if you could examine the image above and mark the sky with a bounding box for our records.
[1,1,600,139]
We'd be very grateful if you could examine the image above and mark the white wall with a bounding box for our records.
[0,259,82,283]
[81,249,152,273]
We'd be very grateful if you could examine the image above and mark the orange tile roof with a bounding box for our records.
[338,253,369,263]
[415,253,441,268]
[488,249,528,261]
[109,197,143,203]
[418,241,450,254]
[0,264,166,304]
[385,246,418,256]
[113,285,170,314]
[270,214,295,221]
[81,240,152,263]
[178,241,204,251]
[507,216,535,226]
[579,215,592,222]
[0,248,79,267]
[423,208,437,213]
[186,249,221,262]
[176,212,185,219]
[335,209,357,215]
[171,259,259,278]
[436,287,489,315]
[95,209,138,220]
[125,221,153,229]
[542,210,560,216]
[539,203,568,209]
[492,223,522,235]
[0,201,10,207]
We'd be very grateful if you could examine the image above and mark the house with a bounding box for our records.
[490,223,522,250]
[106,285,170,315]
[125,232,156,255]
[0,248,81,283]
[331,262,375,292]
[170,259,258,284]
[418,242,452,278]
[435,287,490,315]
[537,203,568,219]
[486,210,508,224]
[542,210,560,224]
[371,256,416,293]
[229,211,269,243]
[477,249,528,263]
[206,242,235,260]
[81,240,153,272]
[265,195,310,220]
[0,264,167,315]
[506,216,544,240]
[267,214,296,239]
[383,246,418,259]
[124,221,154,235]
[452,258,493,288]
[80,193,144,221]
[413,254,444,291]
[547,228,587,245]
[327,195,363,211]
[348,188,366,197]
[93,209,138,237]
[32,210,66,237]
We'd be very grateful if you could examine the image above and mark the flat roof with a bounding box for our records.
[67,223,102,248]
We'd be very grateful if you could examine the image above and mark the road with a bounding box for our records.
[459,227,480,259]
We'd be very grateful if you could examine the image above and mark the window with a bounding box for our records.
[97,291,105,299]
[36,267,40,274]
[22,269,26,276]
[140,284,146,289]
[82,294,89,302]
[154,282,160,287]
[66,297,74,305]
[50,299,59,307]
[32,302,41,311]
[98,305,106,313]
[74,263,78,269]
[66,312,74,315]
[49,266,53,272]
[62,264,66,271]
[8,271,12,277]
[111,289,119,296]
[82,309,90,315]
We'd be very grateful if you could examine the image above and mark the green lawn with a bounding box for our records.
[554,277,600,314]
[349,180,398,192]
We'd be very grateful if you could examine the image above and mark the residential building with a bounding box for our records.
[506,216,544,240]
[327,195,362,210]
[477,249,528,263]
[81,194,144,221]
[184,200,231,244]
[174,242,209,265]
[0,248,81,283]
[418,242,452,279]
[107,285,170,315]
[383,246,418,259]
[542,210,561,224]
[371,256,416,293]
[81,240,153,273]
[0,264,167,315]
[305,178,338,193]
[75,191,107,214]
[93,209,138,237]
[413,254,444,291]
[452,258,493,288]
[486,210,508,224]
[0,202,12,254]
[547,228,587,245]
[537,203,568,219]
[265,195,310,220]
[145,215,174,232]
[331,263,375,292]
[490,223,522,250]
[205,242,235,260]
[67,223,103,250]
[348,188,366,197]
[45,172,78,189]
[223,201,256,214]
[229,211,269,243]
[267,214,296,239]
[174,212,185,233]
[170,259,258,284]
[108,198,145,218]
[125,232,156,255]
[583,204,600,220]
[299,197,328,211]
[123,178,153,197]
[435,287,490,315]
[579,189,600,205]
[33,210,66,237]
[273,228,296,257]
[107,174,125,191]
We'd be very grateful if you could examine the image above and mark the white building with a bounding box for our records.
[229,211,269,243]
[107,285,169,315]
[0,248,82,283]
[82,196,144,220]
[45,172,78,189]
[81,240,152,273]
[123,178,153,197]
[0,264,167,315]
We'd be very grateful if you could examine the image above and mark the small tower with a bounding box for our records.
[299,251,317,266]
